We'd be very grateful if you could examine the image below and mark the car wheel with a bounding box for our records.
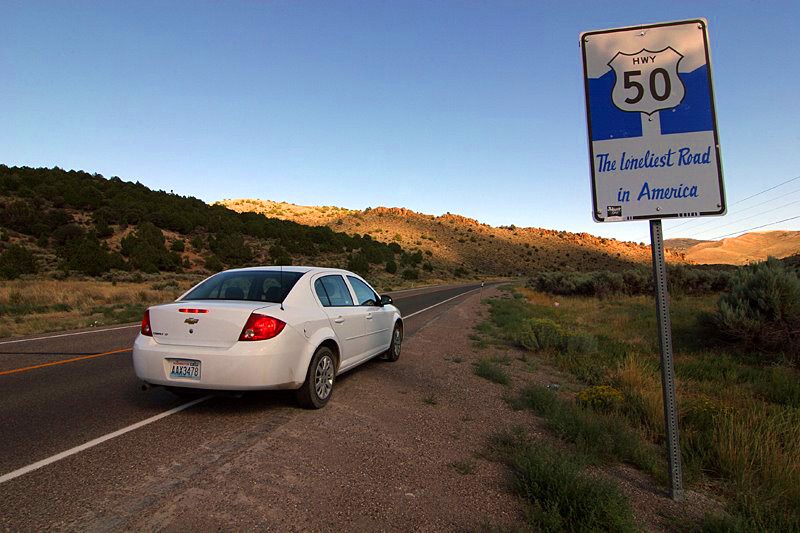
[296,346,336,409]
[386,322,402,362]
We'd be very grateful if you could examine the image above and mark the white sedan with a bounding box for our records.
[133,266,403,408]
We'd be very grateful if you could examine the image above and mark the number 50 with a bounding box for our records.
[623,68,672,103]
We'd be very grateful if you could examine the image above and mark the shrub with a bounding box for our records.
[61,236,114,276]
[713,257,800,358]
[402,268,419,280]
[486,430,637,533]
[577,385,624,411]
[513,317,563,351]
[120,222,180,273]
[347,253,369,276]
[385,259,397,274]
[473,358,510,385]
[170,239,185,252]
[204,255,224,272]
[528,267,732,298]
[0,245,38,279]
[269,244,291,266]
[209,233,253,266]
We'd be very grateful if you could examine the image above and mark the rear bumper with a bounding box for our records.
[132,327,311,391]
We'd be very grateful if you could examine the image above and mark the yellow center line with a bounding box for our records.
[0,348,131,376]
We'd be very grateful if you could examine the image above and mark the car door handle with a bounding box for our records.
[334,316,345,323]
[365,312,373,319]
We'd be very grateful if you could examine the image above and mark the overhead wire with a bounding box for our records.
[667,174,800,231]
[692,198,800,237]
[709,214,800,240]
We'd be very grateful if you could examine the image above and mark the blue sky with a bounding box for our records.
[3,1,799,244]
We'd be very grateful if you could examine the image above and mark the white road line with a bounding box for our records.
[0,396,211,485]
[404,288,480,319]
[0,324,140,346]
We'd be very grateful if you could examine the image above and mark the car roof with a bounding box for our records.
[219,266,356,276]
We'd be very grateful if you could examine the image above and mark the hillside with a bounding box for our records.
[0,166,405,287]
[219,199,681,277]
[668,231,800,265]
[662,238,710,253]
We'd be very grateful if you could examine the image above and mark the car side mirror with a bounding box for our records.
[380,294,393,306]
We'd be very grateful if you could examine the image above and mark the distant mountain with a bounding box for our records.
[667,231,800,265]
[663,238,710,253]
[219,199,685,277]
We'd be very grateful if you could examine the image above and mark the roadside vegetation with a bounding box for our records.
[481,259,800,531]
[484,427,637,532]
[0,278,191,337]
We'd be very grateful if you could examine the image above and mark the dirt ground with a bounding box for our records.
[56,287,716,532]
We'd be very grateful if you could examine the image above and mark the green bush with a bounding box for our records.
[486,430,636,533]
[713,257,800,358]
[170,239,185,252]
[529,266,733,298]
[0,245,38,279]
[513,318,562,351]
[473,358,510,385]
[347,252,370,276]
[204,255,224,272]
[385,259,397,274]
[209,232,253,266]
[61,236,114,276]
[120,222,181,273]
[402,268,419,280]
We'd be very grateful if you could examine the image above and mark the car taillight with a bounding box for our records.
[239,313,285,341]
[141,309,153,337]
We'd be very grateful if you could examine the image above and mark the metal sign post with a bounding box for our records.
[580,19,726,501]
[649,219,683,500]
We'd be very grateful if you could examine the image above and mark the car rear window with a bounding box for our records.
[182,271,304,303]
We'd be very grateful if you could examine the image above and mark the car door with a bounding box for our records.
[314,274,368,367]
[347,275,393,355]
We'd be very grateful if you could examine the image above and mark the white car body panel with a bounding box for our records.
[132,266,401,391]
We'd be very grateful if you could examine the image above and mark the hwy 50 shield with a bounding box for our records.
[580,19,725,222]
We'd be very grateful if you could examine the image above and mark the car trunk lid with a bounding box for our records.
[148,301,278,348]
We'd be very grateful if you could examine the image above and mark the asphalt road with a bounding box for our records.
[0,281,489,518]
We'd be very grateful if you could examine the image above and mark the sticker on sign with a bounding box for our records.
[580,19,725,222]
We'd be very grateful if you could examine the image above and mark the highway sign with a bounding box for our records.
[581,19,725,222]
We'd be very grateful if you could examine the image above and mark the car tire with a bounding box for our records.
[296,346,336,409]
[385,322,402,362]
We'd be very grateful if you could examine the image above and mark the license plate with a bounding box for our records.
[169,359,201,380]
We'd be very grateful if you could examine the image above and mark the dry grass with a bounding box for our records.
[488,287,800,529]
[611,355,664,440]
[0,279,187,337]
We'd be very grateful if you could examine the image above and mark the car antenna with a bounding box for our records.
[279,264,285,311]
